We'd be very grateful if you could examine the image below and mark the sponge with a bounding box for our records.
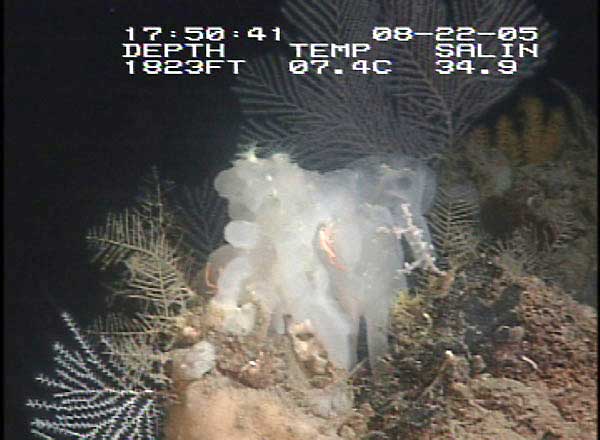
[209,151,436,370]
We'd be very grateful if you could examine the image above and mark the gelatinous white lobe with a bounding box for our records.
[224,221,260,250]
[210,153,436,370]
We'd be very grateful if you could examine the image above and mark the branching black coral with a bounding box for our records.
[90,313,172,389]
[170,177,228,267]
[234,0,555,169]
[427,183,480,269]
[86,171,197,354]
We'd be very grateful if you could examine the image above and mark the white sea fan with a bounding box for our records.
[27,312,164,440]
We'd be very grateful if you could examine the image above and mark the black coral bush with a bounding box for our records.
[235,0,554,169]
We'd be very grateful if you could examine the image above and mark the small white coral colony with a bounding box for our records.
[208,151,436,370]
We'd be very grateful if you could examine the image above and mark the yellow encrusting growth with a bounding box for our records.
[520,96,564,164]
[495,114,521,163]
[466,95,572,166]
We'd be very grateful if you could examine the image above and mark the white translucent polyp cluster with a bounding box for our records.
[208,151,436,370]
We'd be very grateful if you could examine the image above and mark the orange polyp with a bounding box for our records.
[319,225,348,272]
